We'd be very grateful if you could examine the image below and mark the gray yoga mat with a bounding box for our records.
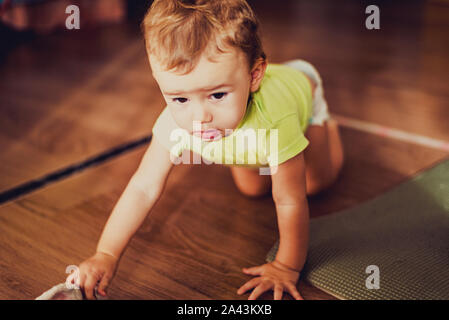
[266,158,449,300]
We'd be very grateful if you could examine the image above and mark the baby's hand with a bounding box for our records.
[67,251,118,300]
[237,261,303,300]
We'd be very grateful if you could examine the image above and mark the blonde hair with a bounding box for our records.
[141,0,266,74]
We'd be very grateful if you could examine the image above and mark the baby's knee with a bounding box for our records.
[305,174,323,196]
[237,182,271,198]
[231,166,271,198]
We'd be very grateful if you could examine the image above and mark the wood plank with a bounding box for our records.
[0,24,163,193]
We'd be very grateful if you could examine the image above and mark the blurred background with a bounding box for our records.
[0,0,448,300]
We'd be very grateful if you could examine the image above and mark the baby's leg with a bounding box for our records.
[304,119,344,196]
[283,59,344,194]
[230,166,272,198]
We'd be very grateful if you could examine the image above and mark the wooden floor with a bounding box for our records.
[0,0,448,300]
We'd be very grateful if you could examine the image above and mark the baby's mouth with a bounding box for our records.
[193,129,223,141]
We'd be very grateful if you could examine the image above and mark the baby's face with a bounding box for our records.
[150,47,257,141]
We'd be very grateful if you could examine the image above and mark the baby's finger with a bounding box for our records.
[242,265,264,275]
[273,284,284,300]
[237,277,262,295]
[248,281,271,300]
[285,283,304,300]
[78,270,86,291]
[83,274,99,300]
[97,273,111,296]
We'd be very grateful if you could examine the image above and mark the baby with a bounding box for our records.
[68,0,344,300]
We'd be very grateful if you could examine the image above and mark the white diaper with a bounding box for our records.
[283,59,331,126]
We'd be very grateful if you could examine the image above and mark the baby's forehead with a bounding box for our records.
[151,48,248,91]
[204,46,245,64]
[151,44,247,74]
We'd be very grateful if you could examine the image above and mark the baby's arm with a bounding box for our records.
[97,136,174,259]
[270,151,309,271]
[74,136,174,299]
[237,152,309,300]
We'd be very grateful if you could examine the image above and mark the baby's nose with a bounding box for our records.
[192,105,212,123]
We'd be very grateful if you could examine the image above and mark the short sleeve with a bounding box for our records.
[152,106,185,157]
[266,114,309,167]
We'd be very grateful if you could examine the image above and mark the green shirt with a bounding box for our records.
[152,63,313,168]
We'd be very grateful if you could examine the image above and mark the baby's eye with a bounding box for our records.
[173,97,188,104]
[211,92,227,100]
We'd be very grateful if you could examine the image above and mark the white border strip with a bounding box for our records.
[332,114,449,152]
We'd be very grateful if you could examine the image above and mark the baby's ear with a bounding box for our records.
[250,58,268,93]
